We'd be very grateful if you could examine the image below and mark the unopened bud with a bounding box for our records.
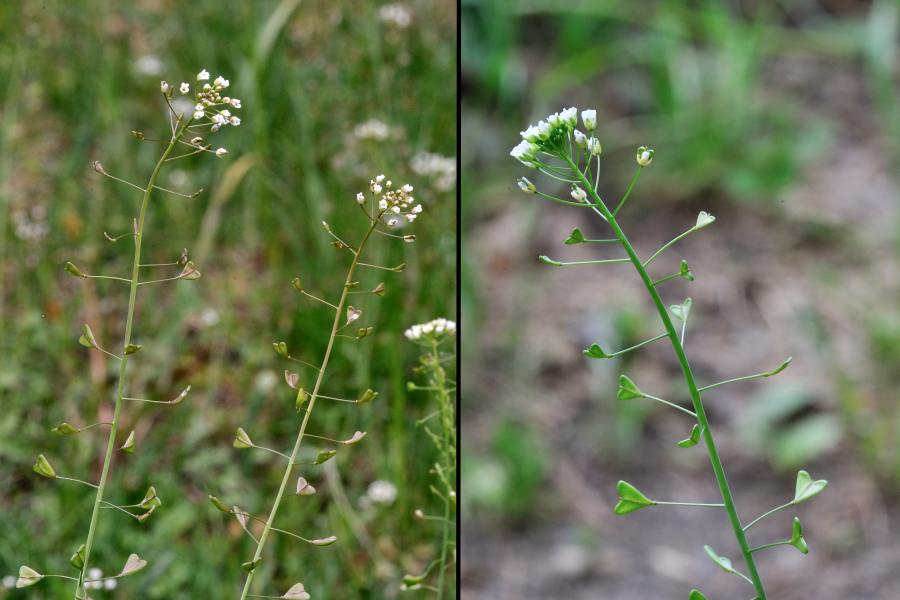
[517,177,536,194]
[636,145,654,167]
[92,160,106,175]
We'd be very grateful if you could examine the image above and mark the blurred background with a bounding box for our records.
[0,0,455,598]
[462,1,900,599]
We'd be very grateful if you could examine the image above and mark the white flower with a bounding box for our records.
[375,174,385,183]
[193,109,205,120]
[373,184,383,195]
[387,218,399,227]
[179,82,190,94]
[406,213,417,222]
[378,199,388,210]
[571,186,587,202]
[197,69,210,81]
[213,75,230,89]
[411,204,422,214]
[404,318,456,341]
[190,136,203,145]
[510,140,538,167]
[212,113,227,126]
[520,124,542,143]
[229,116,241,126]
[354,119,391,140]
[401,183,413,193]
[517,177,536,194]
[589,137,602,156]
[215,148,228,157]
[636,145,654,167]
[573,129,587,148]
[231,98,242,108]
[581,109,597,131]
[356,192,365,204]
[221,109,231,118]
[559,106,578,127]
[366,480,398,504]
[160,80,170,93]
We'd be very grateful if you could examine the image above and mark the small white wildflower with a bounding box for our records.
[581,109,597,131]
[230,98,242,108]
[160,80,170,94]
[211,124,220,133]
[367,480,398,504]
[636,146,654,166]
[190,136,203,145]
[411,204,422,214]
[375,174,385,183]
[197,69,210,81]
[213,75,230,89]
[559,107,578,127]
[378,199,388,210]
[212,113,227,126]
[401,183,413,193]
[373,184,383,194]
[215,148,228,157]
[88,568,102,580]
[221,109,231,118]
[573,129,587,148]
[193,109,205,120]
[179,82,190,94]
[510,140,538,168]
[571,186,587,202]
[406,213,417,222]
[387,218,399,227]
[391,205,401,214]
[404,318,456,341]
[229,116,241,126]
[356,192,365,204]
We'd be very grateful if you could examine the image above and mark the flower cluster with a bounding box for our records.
[510,107,600,168]
[404,318,456,342]
[364,175,422,226]
[160,69,242,131]
[84,568,117,591]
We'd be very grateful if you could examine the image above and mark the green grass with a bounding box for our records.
[0,1,456,597]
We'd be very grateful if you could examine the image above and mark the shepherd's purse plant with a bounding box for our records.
[208,175,423,600]
[18,70,242,597]
[401,318,457,597]
[510,107,828,599]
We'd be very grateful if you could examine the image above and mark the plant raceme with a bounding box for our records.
[402,318,457,597]
[20,70,241,598]
[511,107,827,599]
[209,175,422,600]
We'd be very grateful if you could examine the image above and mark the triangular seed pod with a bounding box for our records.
[564,227,586,245]
[793,470,828,505]
[614,480,656,515]
[695,211,716,229]
[284,371,300,390]
[120,430,136,453]
[234,427,253,449]
[704,545,737,576]
[136,504,157,523]
[295,388,310,411]
[670,298,692,322]
[33,454,56,478]
[313,450,337,465]
[680,260,694,281]
[677,424,703,448]
[790,516,809,554]
[52,422,81,436]
[617,375,643,401]
[292,277,302,293]
[296,476,316,496]
[281,582,311,599]
[179,261,201,280]
[583,343,609,359]
[69,544,86,570]
[309,535,337,546]
[65,262,87,278]
[119,554,148,576]
[372,282,386,296]
[273,341,289,357]
[124,343,142,356]
[171,385,191,404]
[241,558,261,573]
[689,590,708,600]
[79,324,99,349]
[233,506,249,528]
[357,388,378,404]
[357,326,374,339]
[139,486,161,509]
[15,566,43,588]
[346,306,362,324]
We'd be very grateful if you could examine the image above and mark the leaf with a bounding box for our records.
[120,430,136,453]
[78,324,98,349]
[688,590,707,600]
[124,343,142,355]
[564,227,586,245]
[64,261,86,277]
[343,431,366,445]
[282,582,311,599]
[695,211,716,229]
[284,370,300,390]
[357,388,378,404]
[680,260,694,281]
[704,545,737,575]
[792,470,828,505]
[234,427,253,449]
[120,553,147,576]
[670,298,692,322]
[790,516,809,554]
[273,341,289,357]
[616,375,643,401]
[209,495,231,513]
[296,476,316,496]
[16,565,43,588]
[314,450,337,465]
[179,261,201,280]
[310,535,337,546]
[764,356,792,377]
[677,424,703,448]
[33,454,56,478]
[613,480,656,515]
[52,422,81,436]
[69,544,86,570]
[583,343,609,359]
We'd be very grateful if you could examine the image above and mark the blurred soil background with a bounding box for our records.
[0,1,456,598]
[461,1,900,598]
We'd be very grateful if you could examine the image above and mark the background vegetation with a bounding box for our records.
[462,1,900,598]
[0,0,456,598]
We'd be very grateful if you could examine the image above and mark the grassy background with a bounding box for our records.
[0,1,456,598]
[462,1,900,598]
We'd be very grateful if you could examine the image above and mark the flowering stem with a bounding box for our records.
[238,218,380,600]
[564,156,769,600]
[75,118,188,599]
[429,340,456,599]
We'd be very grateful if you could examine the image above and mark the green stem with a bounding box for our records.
[750,540,791,554]
[75,119,186,599]
[743,501,793,532]
[565,156,768,599]
[430,341,455,599]
[238,218,380,600]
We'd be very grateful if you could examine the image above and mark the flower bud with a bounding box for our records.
[570,186,587,202]
[33,454,56,478]
[160,80,170,94]
[517,177,536,194]
[589,137,602,156]
[65,261,86,277]
[636,145,654,167]
[581,109,597,131]
[573,129,588,148]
